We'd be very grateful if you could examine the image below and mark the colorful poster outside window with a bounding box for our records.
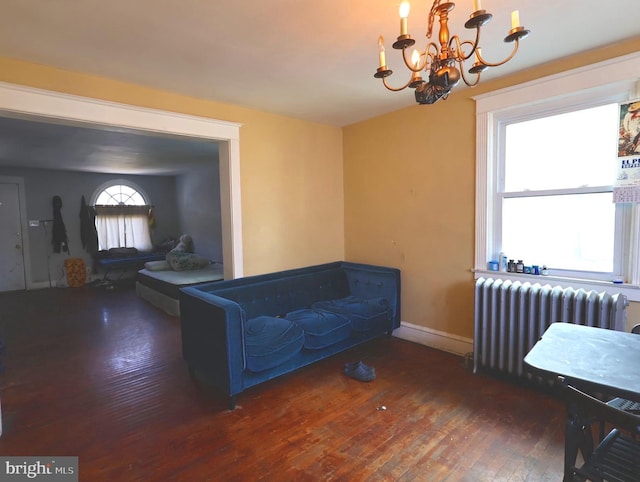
[614,99,640,203]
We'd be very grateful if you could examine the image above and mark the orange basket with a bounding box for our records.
[64,258,87,288]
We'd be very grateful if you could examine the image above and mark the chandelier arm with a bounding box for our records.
[476,39,521,68]
[467,26,482,60]
[455,24,482,62]
[382,76,415,92]
[448,35,479,62]
[426,42,439,58]
[448,11,482,62]
[458,60,482,87]
[401,43,438,72]
[402,46,423,73]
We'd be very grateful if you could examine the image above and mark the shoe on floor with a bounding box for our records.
[344,360,376,382]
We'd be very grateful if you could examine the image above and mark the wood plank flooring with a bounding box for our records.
[0,283,566,481]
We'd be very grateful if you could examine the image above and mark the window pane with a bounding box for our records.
[117,185,136,204]
[95,185,146,205]
[128,192,145,205]
[504,104,618,191]
[501,193,614,273]
[95,192,112,205]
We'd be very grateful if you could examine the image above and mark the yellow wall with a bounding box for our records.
[0,56,345,276]
[626,303,640,331]
[344,38,640,339]
[343,95,475,337]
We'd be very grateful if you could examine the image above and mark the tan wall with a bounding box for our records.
[0,57,345,276]
[344,38,640,339]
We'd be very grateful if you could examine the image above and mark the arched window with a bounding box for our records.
[95,184,147,206]
[92,181,153,251]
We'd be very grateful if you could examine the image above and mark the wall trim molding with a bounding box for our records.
[473,51,640,114]
[31,281,55,290]
[393,321,473,357]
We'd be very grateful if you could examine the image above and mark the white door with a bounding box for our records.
[0,182,26,291]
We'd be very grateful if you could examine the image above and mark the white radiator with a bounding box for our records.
[473,277,627,377]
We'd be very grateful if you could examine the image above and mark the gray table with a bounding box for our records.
[524,322,640,481]
[524,321,640,402]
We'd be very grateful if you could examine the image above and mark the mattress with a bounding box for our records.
[136,264,224,315]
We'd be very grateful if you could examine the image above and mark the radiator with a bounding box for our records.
[473,277,627,377]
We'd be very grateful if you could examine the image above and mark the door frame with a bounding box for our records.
[0,176,29,290]
[0,81,244,286]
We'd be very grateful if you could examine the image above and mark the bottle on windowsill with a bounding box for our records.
[499,252,508,272]
[541,265,549,276]
[516,260,524,273]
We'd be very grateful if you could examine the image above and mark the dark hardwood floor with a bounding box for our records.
[0,283,565,481]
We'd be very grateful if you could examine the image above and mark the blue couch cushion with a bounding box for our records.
[244,316,304,372]
[286,309,352,350]
[312,296,391,333]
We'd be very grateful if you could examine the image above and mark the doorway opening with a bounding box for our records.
[0,82,243,290]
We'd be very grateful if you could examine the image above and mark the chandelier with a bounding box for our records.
[374,0,529,104]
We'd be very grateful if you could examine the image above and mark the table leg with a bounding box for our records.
[564,402,593,481]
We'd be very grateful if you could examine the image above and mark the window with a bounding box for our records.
[500,104,620,279]
[92,181,153,251]
[474,52,640,296]
[95,184,147,206]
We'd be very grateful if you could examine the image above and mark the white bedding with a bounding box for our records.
[136,263,224,316]
[137,263,224,284]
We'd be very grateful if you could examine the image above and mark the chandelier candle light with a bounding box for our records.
[375,0,530,104]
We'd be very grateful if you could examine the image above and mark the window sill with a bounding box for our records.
[473,269,640,303]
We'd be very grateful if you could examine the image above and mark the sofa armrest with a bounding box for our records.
[342,262,402,331]
[179,286,247,397]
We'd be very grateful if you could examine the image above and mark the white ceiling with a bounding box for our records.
[0,0,638,174]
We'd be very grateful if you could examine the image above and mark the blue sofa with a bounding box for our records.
[179,261,401,409]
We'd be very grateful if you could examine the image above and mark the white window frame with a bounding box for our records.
[91,179,150,206]
[91,179,153,251]
[474,52,640,301]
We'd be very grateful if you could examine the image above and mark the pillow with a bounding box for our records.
[155,238,178,253]
[144,260,171,271]
[170,234,194,253]
[165,252,210,271]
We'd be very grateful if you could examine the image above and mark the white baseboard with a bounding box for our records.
[393,321,473,357]
[29,280,56,290]
[28,274,108,291]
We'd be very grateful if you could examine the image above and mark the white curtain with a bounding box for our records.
[95,206,153,251]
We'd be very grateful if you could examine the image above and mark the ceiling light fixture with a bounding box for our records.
[374,0,530,104]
